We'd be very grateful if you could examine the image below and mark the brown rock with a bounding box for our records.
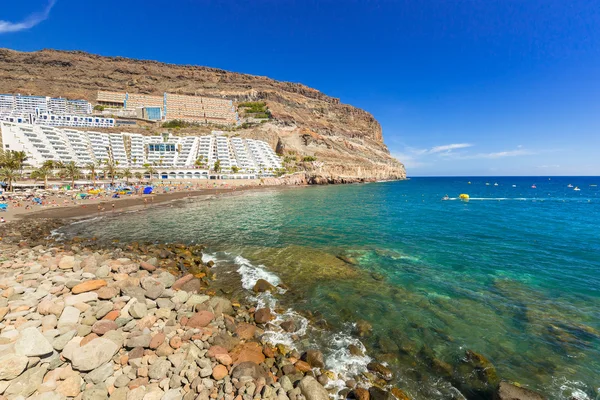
[72,280,107,294]
[367,362,393,381]
[186,311,214,328]
[252,279,277,293]
[129,347,144,359]
[254,308,274,324]
[207,345,228,358]
[302,349,325,368]
[231,342,266,365]
[180,278,202,293]
[263,346,275,358]
[212,364,228,380]
[171,274,194,291]
[96,286,119,300]
[236,323,257,340]
[103,310,120,321]
[350,388,370,400]
[495,381,546,400]
[390,388,411,400]
[295,360,312,373]
[128,377,149,389]
[149,333,165,350]
[169,336,182,349]
[139,261,156,272]
[215,353,233,366]
[92,320,117,335]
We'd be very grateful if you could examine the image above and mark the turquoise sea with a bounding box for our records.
[62,177,600,400]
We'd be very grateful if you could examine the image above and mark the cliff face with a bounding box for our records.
[0,48,405,182]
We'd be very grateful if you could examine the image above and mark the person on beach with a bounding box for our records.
[0,217,5,223]
[144,198,148,207]
[112,203,115,212]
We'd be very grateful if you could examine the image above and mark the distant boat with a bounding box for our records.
[468,181,471,184]
[574,187,581,191]
[494,183,499,186]
[567,184,573,188]
[591,184,598,187]
[486,183,490,186]
[512,185,516,187]
[531,185,537,189]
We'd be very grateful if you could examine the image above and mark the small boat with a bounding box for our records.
[574,187,581,191]
[494,183,499,186]
[512,185,516,188]
[459,193,470,200]
[442,195,450,201]
[531,185,537,189]
[468,181,471,184]
[485,183,490,186]
[567,184,573,188]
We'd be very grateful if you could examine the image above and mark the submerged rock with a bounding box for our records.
[495,381,546,400]
[253,279,277,293]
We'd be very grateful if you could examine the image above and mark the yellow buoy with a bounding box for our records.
[459,194,470,200]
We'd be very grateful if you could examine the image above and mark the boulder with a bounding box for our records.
[4,365,47,397]
[367,362,393,381]
[207,296,233,316]
[148,358,171,380]
[298,376,329,400]
[92,320,118,335]
[141,277,165,300]
[15,326,54,356]
[0,354,29,380]
[231,361,266,380]
[254,308,274,324]
[69,338,119,371]
[349,388,370,400]
[186,310,214,328]
[368,387,395,400]
[302,349,325,368]
[253,279,277,293]
[495,381,546,400]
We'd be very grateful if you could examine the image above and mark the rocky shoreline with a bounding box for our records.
[0,219,547,400]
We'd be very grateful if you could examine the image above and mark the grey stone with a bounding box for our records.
[280,376,294,392]
[0,353,29,380]
[126,333,151,348]
[110,387,129,400]
[157,272,176,288]
[86,361,115,384]
[162,389,183,400]
[130,302,148,319]
[114,374,131,388]
[70,338,119,371]
[496,381,546,400]
[15,326,54,356]
[298,376,329,400]
[207,297,233,316]
[156,298,174,310]
[83,384,110,400]
[4,365,47,397]
[141,277,165,300]
[58,306,81,328]
[149,358,172,380]
[65,292,99,306]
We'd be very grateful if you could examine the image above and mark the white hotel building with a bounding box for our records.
[0,122,282,178]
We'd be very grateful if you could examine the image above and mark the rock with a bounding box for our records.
[58,306,81,328]
[207,296,233,316]
[367,362,393,381]
[0,353,29,380]
[171,274,194,290]
[349,388,370,400]
[92,320,118,335]
[295,360,312,373]
[253,279,277,293]
[495,381,546,400]
[4,364,47,397]
[348,344,364,357]
[56,374,83,397]
[97,286,120,300]
[302,350,325,369]
[368,388,395,400]
[186,310,214,328]
[149,358,172,380]
[139,261,156,272]
[298,376,329,400]
[280,376,294,391]
[114,374,131,388]
[235,323,256,340]
[212,364,228,380]
[254,308,274,324]
[59,256,76,270]
[231,361,266,380]
[390,388,411,400]
[65,292,99,306]
[72,279,107,294]
[141,277,165,300]
[150,332,166,349]
[130,302,148,319]
[86,361,115,384]
[356,320,372,337]
[162,389,182,400]
[280,320,297,333]
[126,333,152,348]
[69,338,120,371]
[15,326,54,356]
[157,272,176,288]
[83,384,109,400]
[231,342,265,364]
[215,353,232,366]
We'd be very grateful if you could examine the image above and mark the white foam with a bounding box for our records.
[234,255,281,290]
[201,252,217,264]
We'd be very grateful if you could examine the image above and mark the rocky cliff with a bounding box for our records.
[0,49,405,182]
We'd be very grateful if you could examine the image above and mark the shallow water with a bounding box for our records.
[62,177,600,399]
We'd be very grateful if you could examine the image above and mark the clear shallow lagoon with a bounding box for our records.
[63,177,600,399]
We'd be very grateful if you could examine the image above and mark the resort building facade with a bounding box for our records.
[0,122,282,178]
[97,91,240,126]
[0,93,115,128]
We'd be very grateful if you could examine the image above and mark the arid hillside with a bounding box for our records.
[0,49,405,182]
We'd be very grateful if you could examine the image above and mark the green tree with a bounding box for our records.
[122,168,133,184]
[231,165,240,174]
[0,167,20,192]
[86,163,99,187]
[104,161,118,185]
[30,166,53,189]
[134,172,143,181]
[213,159,221,173]
[195,155,206,169]
[144,166,157,180]
[60,162,81,188]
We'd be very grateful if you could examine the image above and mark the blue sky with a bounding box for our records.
[1,0,599,176]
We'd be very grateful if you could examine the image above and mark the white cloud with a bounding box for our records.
[429,143,473,154]
[0,0,57,34]
[467,149,534,159]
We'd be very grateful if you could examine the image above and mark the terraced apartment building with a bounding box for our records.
[0,122,282,178]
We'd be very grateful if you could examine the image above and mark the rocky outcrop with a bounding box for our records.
[0,48,406,182]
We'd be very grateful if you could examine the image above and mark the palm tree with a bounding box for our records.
[195,155,206,169]
[231,165,240,174]
[144,166,157,180]
[104,161,118,186]
[60,162,81,188]
[122,168,133,184]
[86,163,99,187]
[0,167,20,192]
[12,151,28,174]
[134,172,143,181]
[42,160,60,170]
[213,159,221,173]
[30,166,53,189]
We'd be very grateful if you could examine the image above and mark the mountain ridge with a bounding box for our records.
[0,48,405,182]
